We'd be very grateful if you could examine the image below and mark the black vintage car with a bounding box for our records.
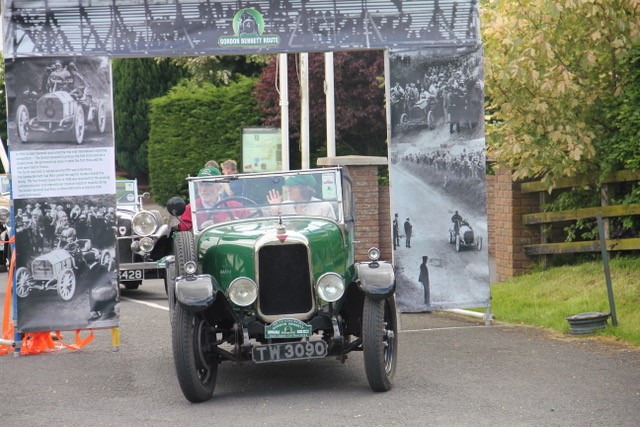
[165,167,398,402]
[15,61,107,145]
[116,180,172,290]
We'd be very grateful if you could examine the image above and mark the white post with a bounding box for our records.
[279,53,290,171]
[300,53,310,169]
[324,52,336,158]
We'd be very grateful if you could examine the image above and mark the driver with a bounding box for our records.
[451,210,463,235]
[178,166,249,231]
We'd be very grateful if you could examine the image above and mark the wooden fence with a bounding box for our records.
[521,170,640,258]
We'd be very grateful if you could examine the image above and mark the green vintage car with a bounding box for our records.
[165,167,397,403]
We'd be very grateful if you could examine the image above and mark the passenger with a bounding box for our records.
[266,174,336,220]
[220,159,245,197]
[178,166,248,231]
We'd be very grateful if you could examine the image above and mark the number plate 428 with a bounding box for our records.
[119,270,143,281]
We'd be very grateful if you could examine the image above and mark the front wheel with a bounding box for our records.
[172,304,218,402]
[16,104,30,143]
[476,236,483,251]
[363,295,398,392]
[455,237,461,252]
[95,101,107,133]
[73,105,85,144]
[57,269,76,301]
[16,267,32,298]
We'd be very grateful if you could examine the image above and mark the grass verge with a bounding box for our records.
[490,256,640,346]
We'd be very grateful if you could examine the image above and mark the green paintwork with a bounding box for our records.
[197,217,356,293]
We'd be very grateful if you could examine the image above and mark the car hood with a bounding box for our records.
[197,217,353,291]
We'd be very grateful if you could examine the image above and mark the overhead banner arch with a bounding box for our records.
[4,0,480,57]
[3,0,486,330]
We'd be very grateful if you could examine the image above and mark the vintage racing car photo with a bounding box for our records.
[164,167,398,402]
[15,60,108,145]
[15,237,113,301]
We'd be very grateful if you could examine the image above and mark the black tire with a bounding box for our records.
[362,295,398,392]
[172,303,218,403]
[174,231,196,276]
[124,281,141,290]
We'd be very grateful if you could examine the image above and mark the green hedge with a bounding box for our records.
[148,77,262,204]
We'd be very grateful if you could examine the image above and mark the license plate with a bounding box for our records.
[119,269,144,281]
[252,340,328,364]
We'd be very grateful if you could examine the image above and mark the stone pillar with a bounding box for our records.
[317,155,390,261]
[486,167,539,282]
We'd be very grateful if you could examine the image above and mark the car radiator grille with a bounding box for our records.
[118,237,137,263]
[258,244,312,316]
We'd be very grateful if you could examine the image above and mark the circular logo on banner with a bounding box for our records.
[233,8,264,37]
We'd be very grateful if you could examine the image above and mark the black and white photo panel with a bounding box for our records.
[14,195,119,332]
[388,46,490,312]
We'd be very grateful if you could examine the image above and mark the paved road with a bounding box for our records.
[1,275,639,426]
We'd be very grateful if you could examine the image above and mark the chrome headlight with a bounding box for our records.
[368,247,381,261]
[316,272,345,302]
[228,277,258,307]
[131,211,158,237]
[139,236,155,253]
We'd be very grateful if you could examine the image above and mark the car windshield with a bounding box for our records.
[116,180,139,210]
[186,168,344,233]
[0,176,9,196]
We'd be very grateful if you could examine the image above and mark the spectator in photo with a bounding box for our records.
[404,218,412,248]
[418,255,430,307]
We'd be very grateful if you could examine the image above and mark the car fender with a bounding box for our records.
[356,261,395,300]
[175,274,218,312]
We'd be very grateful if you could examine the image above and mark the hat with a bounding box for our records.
[197,166,221,177]
[284,174,316,187]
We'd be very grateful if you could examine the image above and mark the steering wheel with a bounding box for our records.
[211,196,263,221]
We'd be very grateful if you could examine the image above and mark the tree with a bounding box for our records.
[169,55,267,85]
[147,77,262,204]
[112,58,185,180]
[482,0,640,186]
[254,51,387,168]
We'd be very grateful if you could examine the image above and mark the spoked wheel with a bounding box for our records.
[476,236,483,251]
[57,269,76,301]
[172,304,218,403]
[427,110,435,130]
[455,237,461,252]
[95,101,107,133]
[363,295,398,392]
[16,104,30,143]
[73,105,85,144]
[16,267,32,298]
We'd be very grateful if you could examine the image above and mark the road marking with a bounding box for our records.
[121,296,169,311]
[400,325,496,333]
